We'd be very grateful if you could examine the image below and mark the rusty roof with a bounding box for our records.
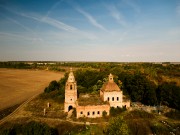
[101,81,121,92]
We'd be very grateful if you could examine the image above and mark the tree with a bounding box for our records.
[102,110,107,117]
[119,72,157,105]
[44,80,59,93]
[105,116,129,135]
[158,82,180,110]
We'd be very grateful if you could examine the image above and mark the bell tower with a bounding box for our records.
[64,68,77,112]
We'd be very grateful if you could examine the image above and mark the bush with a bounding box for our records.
[125,110,155,119]
[56,121,86,134]
[150,123,169,135]
[44,80,59,93]
[105,116,129,135]
[110,107,126,117]
[102,111,107,117]
[127,119,151,135]
[0,121,58,135]
[165,110,180,120]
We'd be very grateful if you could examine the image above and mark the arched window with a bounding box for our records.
[80,111,83,114]
[68,106,73,111]
[92,111,95,115]
[97,111,100,115]
[107,97,110,101]
[87,112,90,116]
[112,97,114,101]
[117,97,119,101]
[70,85,72,90]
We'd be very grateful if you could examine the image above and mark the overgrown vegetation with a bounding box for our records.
[124,110,180,135]
[0,121,58,135]
[105,116,129,135]
[110,107,126,117]
[0,104,21,120]
[157,82,180,110]
[165,110,180,120]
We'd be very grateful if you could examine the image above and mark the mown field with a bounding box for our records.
[0,68,64,110]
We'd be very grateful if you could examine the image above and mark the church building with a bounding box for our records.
[64,69,130,118]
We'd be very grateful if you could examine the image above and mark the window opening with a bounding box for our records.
[70,85,72,90]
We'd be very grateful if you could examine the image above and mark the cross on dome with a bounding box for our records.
[109,73,114,82]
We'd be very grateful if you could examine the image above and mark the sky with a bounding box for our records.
[0,0,180,62]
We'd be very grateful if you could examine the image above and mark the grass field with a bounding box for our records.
[0,68,64,110]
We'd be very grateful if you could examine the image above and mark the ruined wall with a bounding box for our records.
[76,104,110,118]
[122,101,131,108]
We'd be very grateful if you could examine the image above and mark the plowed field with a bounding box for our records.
[0,68,64,110]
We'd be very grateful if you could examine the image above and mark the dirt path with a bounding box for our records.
[0,68,64,110]
[0,93,40,125]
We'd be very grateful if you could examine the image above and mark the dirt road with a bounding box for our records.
[0,68,64,110]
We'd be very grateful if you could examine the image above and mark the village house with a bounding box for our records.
[64,69,130,118]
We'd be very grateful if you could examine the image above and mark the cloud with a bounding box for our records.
[19,13,78,32]
[42,16,77,31]
[6,17,34,33]
[1,5,78,32]
[122,0,140,13]
[45,0,64,17]
[75,7,107,32]
[1,4,101,40]
[176,2,180,16]
[0,32,33,40]
[107,5,127,27]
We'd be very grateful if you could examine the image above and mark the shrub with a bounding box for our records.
[56,121,86,134]
[105,116,129,135]
[110,107,126,117]
[150,123,169,135]
[102,111,107,117]
[165,110,180,120]
[127,119,151,135]
[44,80,59,93]
[0,121,58,135]
[125,110,154,119]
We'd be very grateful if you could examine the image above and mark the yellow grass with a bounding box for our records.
[0,68,64,110]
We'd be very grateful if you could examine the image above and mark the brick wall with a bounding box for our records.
[76,104,110,118]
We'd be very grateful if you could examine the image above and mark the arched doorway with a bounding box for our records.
[68,105,73,111]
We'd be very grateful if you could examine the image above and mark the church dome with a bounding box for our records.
[101,74,121,92]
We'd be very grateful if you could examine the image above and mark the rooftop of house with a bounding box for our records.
[77,94,108,106]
